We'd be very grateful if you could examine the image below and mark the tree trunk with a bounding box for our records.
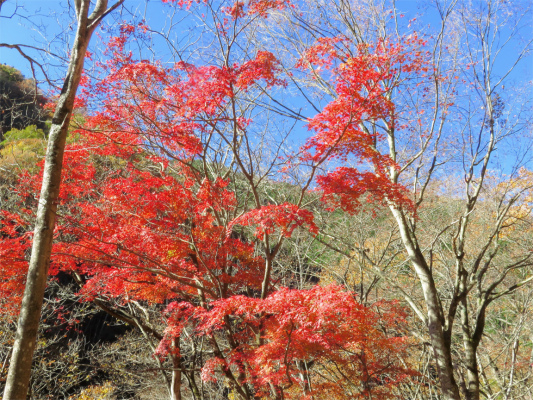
[462,337,480,400]
[390,206,462,400]
[2,1,122,398]
[461,302,482,400]
[171,337,182,400]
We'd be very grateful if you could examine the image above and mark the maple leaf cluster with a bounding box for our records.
[159,286,413,399]
[0,124,414,397]
[300,36,430,213]
[0,17,425,398]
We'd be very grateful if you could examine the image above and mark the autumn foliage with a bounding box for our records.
[0,2,439,398]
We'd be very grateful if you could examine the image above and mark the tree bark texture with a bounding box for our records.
[2,1,122,398]
[390,206,462,400]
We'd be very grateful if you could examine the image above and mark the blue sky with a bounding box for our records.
[0,0,435,81]
[1,0,532,176]
[3,0,529,75]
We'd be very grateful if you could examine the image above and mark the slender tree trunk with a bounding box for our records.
[2,1,122,398]
[390,206,462,400]
[184,369,202,400]
[170,337,182,400]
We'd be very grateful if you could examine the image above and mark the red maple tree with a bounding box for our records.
[0,4,426,397]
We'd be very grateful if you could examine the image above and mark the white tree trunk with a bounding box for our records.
[389,206,462,400]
